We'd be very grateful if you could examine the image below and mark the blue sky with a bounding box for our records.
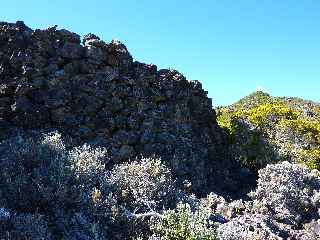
[2,0,320,106]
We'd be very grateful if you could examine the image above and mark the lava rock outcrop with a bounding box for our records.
[0,21,228,193]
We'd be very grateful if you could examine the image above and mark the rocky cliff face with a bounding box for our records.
[0,21,228,193]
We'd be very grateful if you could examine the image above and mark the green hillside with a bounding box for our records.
[217,91,320,170]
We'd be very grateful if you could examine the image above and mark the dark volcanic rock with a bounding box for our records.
[0,21,228,194]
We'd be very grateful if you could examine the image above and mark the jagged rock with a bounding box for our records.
[58,42,84,59]
[118,145,135,161]
[0,21,228,194]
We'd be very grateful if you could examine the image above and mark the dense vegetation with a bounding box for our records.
[1,93,320,239]
[217,91,320,170]
[0,130,218,239]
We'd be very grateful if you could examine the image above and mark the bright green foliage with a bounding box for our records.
[245,103,298,127]
[217,102,298,134]
[216,109,238,136]
[300,148,320,170]
[152,202,216,240]
[284,119,320,144]
[216,91,320,170]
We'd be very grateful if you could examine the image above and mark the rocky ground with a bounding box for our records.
[0,21,319,239]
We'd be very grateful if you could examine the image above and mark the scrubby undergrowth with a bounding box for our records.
[0,129,216,239]
[0,129,319,239]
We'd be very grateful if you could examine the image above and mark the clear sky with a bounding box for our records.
[2,0,320,106]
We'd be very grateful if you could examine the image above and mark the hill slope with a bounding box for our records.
[217,91,320,170]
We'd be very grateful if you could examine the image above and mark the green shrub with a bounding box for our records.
[216,109,237,136]
[233,91,272,109]
[217,95,320,170]
[151,202,216,240]
[245,103,298,127]
[283,119,320,144]
[217,102,298,135]
[299,148,320,170]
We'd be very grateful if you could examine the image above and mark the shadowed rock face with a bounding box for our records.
[0,21,229,193]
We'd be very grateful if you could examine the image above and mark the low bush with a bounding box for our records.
[252,161,320,224]
[0,130,72,212]
[150,202,216,240]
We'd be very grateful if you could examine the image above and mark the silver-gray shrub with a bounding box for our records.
[0,130,201,239]
[0,130,71,211]
[69,143,108,189]
[217,214,281,240]
[86,157,186,239]
[0,130,111,238]
[103,157,178,214]
[217,162,320,240]
[252,161,320,224]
